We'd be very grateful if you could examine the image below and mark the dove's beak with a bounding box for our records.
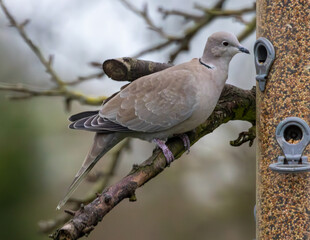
[238,46,250,54]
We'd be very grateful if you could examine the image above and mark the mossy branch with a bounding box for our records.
[52,83,256,240]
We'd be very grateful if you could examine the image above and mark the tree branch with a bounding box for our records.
[195,4,256,16]
[158,3,256,23]
[102,57,173,81]
[51,57,256,240]
[230,125,256,147]
[158,7,204,22]
[0,82,106,106]
[65,72,104,86]
[237,16,256,42]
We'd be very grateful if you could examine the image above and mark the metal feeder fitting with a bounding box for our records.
[270,117,310,173]
[254,37,276,92]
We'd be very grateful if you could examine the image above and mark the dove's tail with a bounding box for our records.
[57,132,125,210]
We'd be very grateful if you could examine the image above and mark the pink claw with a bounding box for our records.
[153,139,174,165]
[176,134,191,154]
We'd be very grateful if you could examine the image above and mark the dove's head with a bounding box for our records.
[202,31,249,62]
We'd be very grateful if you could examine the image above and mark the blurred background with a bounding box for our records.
[0,0,256,239]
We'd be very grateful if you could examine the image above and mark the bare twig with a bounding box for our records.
[195,4,256,16]
[237,16,256,42]
[120,0,176,40]
[158,7,204,22]
[132,40,173,59]
[89,61,103,69]
[0,82,106,106]
[0,0,106,106]
[158,3,255,21]
[230,125,256,147]
[123,0,227,61]
[0,82,58,95]
[66,72,104,86]
[124,0,256,62]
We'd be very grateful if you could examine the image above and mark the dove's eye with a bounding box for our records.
[222,41,229,46]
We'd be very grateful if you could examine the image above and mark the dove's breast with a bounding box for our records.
[169,74,223,134]
[150,67,226,139]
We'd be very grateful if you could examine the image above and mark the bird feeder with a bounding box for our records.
[255,0,310,239]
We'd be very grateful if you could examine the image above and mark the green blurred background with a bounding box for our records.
[0,0,256,239]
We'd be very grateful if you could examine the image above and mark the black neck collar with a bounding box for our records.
[199,58,213,69]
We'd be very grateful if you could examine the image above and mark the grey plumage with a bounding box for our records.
[57,31,249,210]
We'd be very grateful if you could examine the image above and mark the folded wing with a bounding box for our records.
[70,68,199,133]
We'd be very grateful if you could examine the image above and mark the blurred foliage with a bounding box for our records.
[0,99,43,240]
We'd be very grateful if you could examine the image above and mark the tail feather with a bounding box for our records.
[57,133,125,210]
[69,110,99,122]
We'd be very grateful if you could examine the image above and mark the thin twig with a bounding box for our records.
[167,0,226,61]
[0,0,107,106]
[66,72,104,86]
[158,7,204,22]
[133,0,226,61]
[0,82,105,105]
[133,40,173,58]
[125,0,256,62]
[195,4,256,16]
[0,82,59,95]
[0,0,64,86]
[237,16,256,42]
[120,0,176,40]
[230,125,256,147]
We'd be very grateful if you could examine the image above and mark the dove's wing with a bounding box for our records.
[99,68,199,133]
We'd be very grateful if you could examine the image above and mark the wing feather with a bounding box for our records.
[70,65,199,134]
[99,68,199,133]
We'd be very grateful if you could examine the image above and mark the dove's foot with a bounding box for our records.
[153,139,174,165]
[176,134,191,154]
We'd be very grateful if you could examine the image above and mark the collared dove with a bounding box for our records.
[57,31,249,210]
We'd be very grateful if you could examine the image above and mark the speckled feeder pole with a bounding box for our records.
[256,0,310,239]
